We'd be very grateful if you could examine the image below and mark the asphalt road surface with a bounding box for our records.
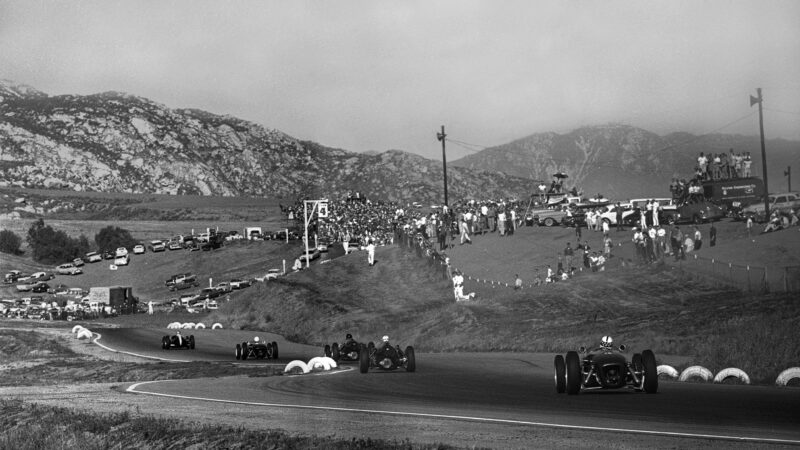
[98,328,800,447]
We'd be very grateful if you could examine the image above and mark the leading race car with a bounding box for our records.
[554,336,657,395]
[235,336,279,360]
[162,331,195,350]
[324,333,363,362]
[359,335,415,373]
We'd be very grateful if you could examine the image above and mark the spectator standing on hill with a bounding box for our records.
[693,226,702,250]
[709,223,717,247]
[480,204,489,235]
[497,209,507,236]
[743,153,752,177]
[575,220,583,241]
[656,225,667,258]
[671,226,684,261]
[602,219,610,238]
[507,209,516,235]
[147,301,153,315]
[698,152,708,180]
[651,199,660,227]
[459,218,472,245]
[514,274,522,290]
[578,241,591,268]
[488,204,497,232]
[564,242,574,271]
[711,154,722,180]
[615,203,624,231]
[746,216,754,237]
[367,240,376,266]
[603,235,613,257]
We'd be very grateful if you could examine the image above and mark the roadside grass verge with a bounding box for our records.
[0,399,459,450]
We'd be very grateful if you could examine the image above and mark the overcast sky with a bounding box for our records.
[1,0,798,160]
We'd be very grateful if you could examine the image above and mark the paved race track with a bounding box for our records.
[98,328,800,446]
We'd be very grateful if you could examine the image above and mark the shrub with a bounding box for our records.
[0,229,22,255]
[94,225,137,252]
[25,219,90,264]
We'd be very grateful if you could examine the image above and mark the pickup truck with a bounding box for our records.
[739,192,800,222]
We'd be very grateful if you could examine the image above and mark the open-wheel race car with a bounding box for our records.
[162,332,195,350]
[554,336,657,395]
[235,336,279,360]
[359,335,415,373]
[324,333,363,362]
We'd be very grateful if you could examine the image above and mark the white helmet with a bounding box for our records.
[601,335,613,347]
[254,336,260,342]
[382,335,389,343]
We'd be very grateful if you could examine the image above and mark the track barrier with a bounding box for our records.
[284,360,310,374]
[776,367,800,386]
[657,365,679,378]
[71,325,85,334]
[713,367,751,384]
[194,323,205,329]
[76,328,93,340]
[211,323,223,329]
[679,365,713,382]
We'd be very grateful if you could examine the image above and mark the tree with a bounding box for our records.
[95,226,137,252]
[0,229,22,255]
[25,219,91,264]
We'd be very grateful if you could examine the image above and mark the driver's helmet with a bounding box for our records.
[382,335,389,343]
[346,333,353,340]
[254,336,260,342]
[600,335,613,348]
[176,331,181,335]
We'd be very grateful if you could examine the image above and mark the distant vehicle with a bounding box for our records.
[85,252,102,263]
[161,332,195,350]
[255,269,282,282]
[554,336,657,395]
[16,281,47,292]
[31,283,50,294]
[702,177,765,211]
[29,271,54,282]
[113,255,130,266]
[359,337,415,373]
[740,192,800,222]
[598,203,639,227]
[235,336,278,360]
[197,287,221,300]
[215,282,233,293]
[72,258,85,267]
[324,334,363,363]
[298,249,322,263]
[103,251,115,260]
[133,244,145,254]
[50,284,70,295]
[168,241,183,251]
[149,240,166,252]
[165,273,196,286]
[4,270,24,284]
[169,280,199,292]
[115,247,129,258]
[229,278,251,289]
[56,264,83,275]
[662,197,726,224]
[179,293,200,305]
[244,227,263,240]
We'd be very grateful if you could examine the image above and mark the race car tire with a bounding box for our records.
[642,349,658,393]
[554,355,566,394]
[776,367,800,386]
[405,346,416,372]
[324,344,331,357]
[189,335,195,350]
[359,348,370,373]
[162,336,169,350]
[71,325,85,334]
[679,365,713,382]
[241,342,249,360]
[713,367,750,385]
[195,323,205,329]
[307,357,331,371]
[235,344,241,360]
[284,360,310,374]
[632,353,643,379]
[565,351,581,395]
[657,365,679,378]
[332,343,340,361]
[272,341,279,359]
[212,323,223,330]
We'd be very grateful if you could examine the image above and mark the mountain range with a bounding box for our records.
[1,79,797,204]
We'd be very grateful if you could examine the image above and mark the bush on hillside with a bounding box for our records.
[25,219,91,264]
[94,225,137,252]
[0,229,23,255]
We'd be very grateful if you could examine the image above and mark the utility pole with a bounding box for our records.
[437,125,448,207]
[750,88,769,218]
[786,166,792,192]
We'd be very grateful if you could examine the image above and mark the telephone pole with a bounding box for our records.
[750,88,769,218]
[437,125,449,207]
[786,166,792,192]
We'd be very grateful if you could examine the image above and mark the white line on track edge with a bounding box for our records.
[125,380,800,446]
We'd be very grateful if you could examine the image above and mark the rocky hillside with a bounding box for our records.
[450,125,798,199]
[0,80,531,204]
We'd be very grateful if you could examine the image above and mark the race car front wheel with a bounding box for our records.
[405,346,416,372]
[235,344,241,360]
[565,351,581,395]
[241,342,249,360]
[359,349,370,373]
[271,341,279,359]
[642,349,658,394]
[554,355,566,394]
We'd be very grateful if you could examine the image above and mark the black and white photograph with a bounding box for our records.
[1,1,799,448]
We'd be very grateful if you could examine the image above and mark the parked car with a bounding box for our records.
[113,255,130,266]
[169,280,199,292]
[662,198,726,224]
[739,192,800,222]
[165,273,196,286]
[115,247,129,257]
[229,278,252,289]
[56,264,83,276]
[149,240,166,252]
[179,293,200,305]
[197,287,222,300]
[133,244,145,254]
[255,269,283,282]
[85,252,102,263]
[215,282,233,293]
[168,241,183,251]
[31,283,50,294]
[72,258,85,267]
[103,251,115,260]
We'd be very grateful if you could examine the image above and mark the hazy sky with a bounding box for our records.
[1,0,799,160]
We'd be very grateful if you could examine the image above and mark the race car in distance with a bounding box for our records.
[554,336,657,395]
[161,332,195,350]
[359,336,416,373]
[324,333,362,362]
[235,336,279,360]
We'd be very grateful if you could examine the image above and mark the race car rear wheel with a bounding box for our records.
[235,344,241,360]
[271,341,279,359]
[554,355,566,394]
[565,351,581,395]
[241,342,248,360]
[359,348,370,373]
[324,344,331,357]
[331,343,340,361]
[189,335,195,349]
[405,346,416,372]
[642,349,658,394]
